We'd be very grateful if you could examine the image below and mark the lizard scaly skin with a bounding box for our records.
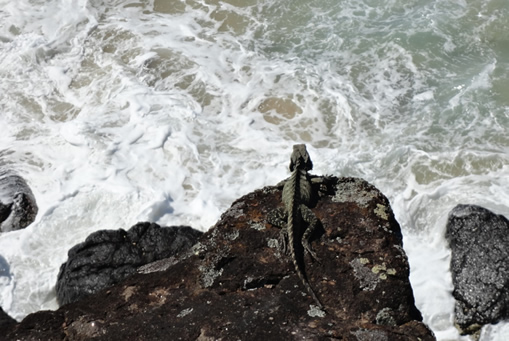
[269,144,324,310]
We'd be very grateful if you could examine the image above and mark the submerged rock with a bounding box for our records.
[0,170,38,232]
[56,222,203,306]
[446,204,509,334]
[5,177,434,340]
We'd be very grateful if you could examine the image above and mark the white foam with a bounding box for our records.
[1,1,509,340]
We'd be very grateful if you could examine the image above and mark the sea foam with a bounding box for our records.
[1,1,509,340]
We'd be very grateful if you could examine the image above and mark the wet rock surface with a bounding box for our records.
[446,204,509,334]
[0,170,38,232]
[56,222,203,305]
[5,177,434,340]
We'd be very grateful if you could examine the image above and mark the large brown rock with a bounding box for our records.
[3,177,434,341]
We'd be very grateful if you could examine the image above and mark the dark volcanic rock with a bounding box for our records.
[0,306,16,330]
[0,170,38,232]
[446,204,509,334]
[0,202,12,224]
[5,177,434,341]
[56,222,202,306]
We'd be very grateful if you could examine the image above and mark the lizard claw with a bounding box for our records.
[279,229,288,254]
[303,242,320,263]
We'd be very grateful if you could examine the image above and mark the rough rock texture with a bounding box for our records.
[0,170,38,232]
[4,177,434,341]
[56,222,203,306]
[0,306,16,330]
[446,204,509,334]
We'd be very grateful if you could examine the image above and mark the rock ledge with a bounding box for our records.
[4,177,434,341]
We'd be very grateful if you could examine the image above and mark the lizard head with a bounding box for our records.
[289,144,313,172]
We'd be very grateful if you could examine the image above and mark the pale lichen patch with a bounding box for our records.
[149,288,169,306]
[307,305,326,318]
[122,286,137,301]
[249,221,266,230]
[351,328,389,341]
[376,308,397,326]
[191,242,207,256]
[332,178,378,207]
[360,257,370,265]
[177,308,194,318]
[226,230,239,241]
[199,265,224,288]
[350,257,380,291]
[371,263,396,280]
[374,204,389,220]
[372,263,387,274]
[224,201,245,219]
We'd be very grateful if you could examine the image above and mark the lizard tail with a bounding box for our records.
[287,169,324,310]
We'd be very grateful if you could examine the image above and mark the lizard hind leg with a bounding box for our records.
[267,207,289,254]
[300,205,320,262]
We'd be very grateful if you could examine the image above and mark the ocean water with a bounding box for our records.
[0,0,508,339]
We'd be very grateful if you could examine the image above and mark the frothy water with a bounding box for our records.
[1,0,508,339]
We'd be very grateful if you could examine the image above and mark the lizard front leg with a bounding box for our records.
[267,207,289,254]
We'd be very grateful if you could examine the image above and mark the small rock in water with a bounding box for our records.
[0,170,38,232]
[446,204,509,334]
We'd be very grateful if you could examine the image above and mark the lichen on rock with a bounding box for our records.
[3,177,434,341]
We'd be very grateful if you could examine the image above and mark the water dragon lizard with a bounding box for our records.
[268,144,325,311]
